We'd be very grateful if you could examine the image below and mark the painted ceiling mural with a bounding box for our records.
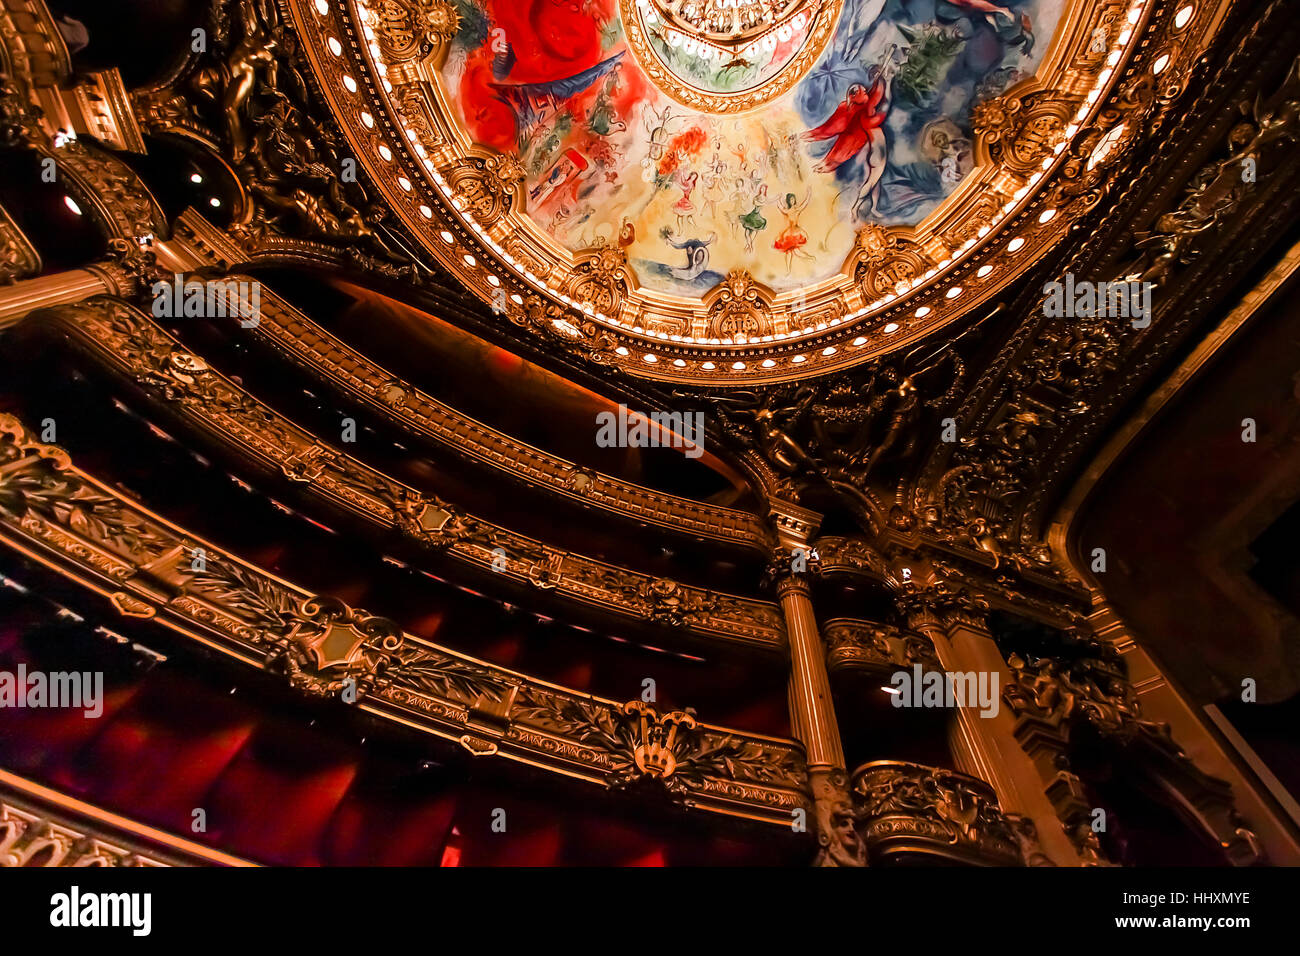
[440,0,1063,297]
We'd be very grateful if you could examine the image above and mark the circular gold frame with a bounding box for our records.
[617,0,846,114]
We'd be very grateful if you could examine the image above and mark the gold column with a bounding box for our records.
[767,500,862,866]
[0,269,110,329]
[0,239,161,331]
[901,590,1083,866]
[777,575,845,771]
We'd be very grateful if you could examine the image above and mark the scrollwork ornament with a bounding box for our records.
[265,596,404,699]
[444,151,525,224]
[374,0,461,63]
[704,269,773,339]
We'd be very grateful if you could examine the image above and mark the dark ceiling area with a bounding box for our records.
[1077,275,1300,707]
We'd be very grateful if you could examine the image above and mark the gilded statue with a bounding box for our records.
[222,0,281,162]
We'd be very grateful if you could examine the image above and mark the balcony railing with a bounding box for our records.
[851,760,1024,866]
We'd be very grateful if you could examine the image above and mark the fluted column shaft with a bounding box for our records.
[906,604,1082,866]
[777,575,845,771]
[0,269,109,329]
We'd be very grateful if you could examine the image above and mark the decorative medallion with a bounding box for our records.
[619,0,844,111]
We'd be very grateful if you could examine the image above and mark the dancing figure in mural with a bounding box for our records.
[673,171,700,230]
[702,152,729,217]
[773,190,814,273]
[740,183,771,253]
[804,51,896,221]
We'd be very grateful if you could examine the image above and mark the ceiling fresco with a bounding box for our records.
[440,0,1062,297]
[292,0,1214,383]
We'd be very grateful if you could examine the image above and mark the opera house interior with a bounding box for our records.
[0,0,1298,872]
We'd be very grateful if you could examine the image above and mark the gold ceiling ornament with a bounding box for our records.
[974,90,1076,178]
[564,240,635,317]
[622,700,699,779]
[851,224,936,300]
[618,0,845,113]
[372,0,460,63]
[268,596,406,698]
[443,149,526,224]
[704,268,774,339]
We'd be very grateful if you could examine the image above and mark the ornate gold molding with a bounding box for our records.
[0,768,255,867]
[0,0,71,94]
[28,297,787,651]
[0,199,39,284]
[851,760,1025,865]
[822,618,938,676]
[0,412,810,824]
[194,266,770,551]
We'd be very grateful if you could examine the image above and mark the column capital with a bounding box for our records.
[766,497,821,552]
[85,237,167,299]
[893,579,990,632]
[774,573,813,601]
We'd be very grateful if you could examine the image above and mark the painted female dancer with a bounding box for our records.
[673,170,699,230]
[740,182,770,252]
[773,189,814,273]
